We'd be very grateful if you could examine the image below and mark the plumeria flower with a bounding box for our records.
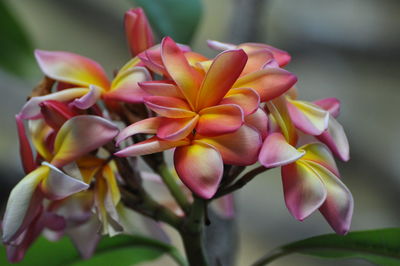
[128,37,290,143]
[3,115,119,261]
[116,123,262,199]
[18,50,151,120]
[258,96,353,234]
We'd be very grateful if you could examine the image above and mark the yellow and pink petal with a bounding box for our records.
[116,117,163,145]
[233,68,297,102]
[317,116,350,162]
[287,98,329,136]
[314,97,341,118]
[161,37,202,108]
[157,116,199,141]
[40,162,89,200]
[195,49,247,110]
[196,125,261,165]
[51,115,119,168]
[105,67,151,103]
[174,141,223,199]
[259,132,305,168]
[35,50,110,89]
[220,87,260,115]
[244,108,268,140]
[144,96,195,118]
[139,80,185,99]
[308,162,353,234]
[281,161,327,221]
[115,137,189,157]
[196,104,244,136]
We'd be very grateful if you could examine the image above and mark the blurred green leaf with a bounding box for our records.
[253,228,400,265]
[131,0,202,44]
[1,235,187,266]
[0,1,34,76]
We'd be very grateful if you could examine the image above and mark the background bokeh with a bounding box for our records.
[1,0,400,265]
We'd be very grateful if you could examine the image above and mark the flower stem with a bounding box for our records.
[180,197,209,266]
[158,163,190,213]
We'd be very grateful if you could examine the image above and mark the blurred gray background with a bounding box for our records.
[2,0,400,265]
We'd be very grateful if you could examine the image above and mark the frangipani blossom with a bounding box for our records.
[3,115,119,260]
[137,37,252,141]
[19,51,151,120]
[116,124,261,199]
[259,95,353,234]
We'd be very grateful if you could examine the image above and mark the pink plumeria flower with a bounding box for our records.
[19,50,151,120]
[3,116,119,258]
[258,96,353,234]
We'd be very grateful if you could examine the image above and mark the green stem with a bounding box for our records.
[158,163,190,213]
[180,197,209,266]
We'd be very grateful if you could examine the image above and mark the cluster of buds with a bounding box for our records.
[2,7,353,263]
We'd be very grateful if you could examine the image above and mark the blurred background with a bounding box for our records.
[1,0,400,265]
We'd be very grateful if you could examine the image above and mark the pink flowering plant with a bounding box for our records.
[2,3,398,266]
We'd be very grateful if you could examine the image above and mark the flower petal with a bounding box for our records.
[105,67,151,103]
[40,100,76,130]
[234,68,297,102]
[144,96,195,118]
[124,8,154,56]
[197,104,244,136]
[206,40,237,51]
[259,132,305,168]
[197,125,261,165]
[242,49,275,75]
[115,137,189,157]
[266,96,297,145]
[116,117,163,145]
[195,49,247,110]
[161,37,202,107]
[20,88,89,119]
[314,97,340,118]
[40,162,89,200]
[2,166,47,243]
[281,161,327,221]
[287,98,329,135]
[157,115,199,141]
[317,116,350,162]
[28,119,53,161]
[16,115,36,174]
[51,115,119,167]
[174,141,223,199]
[307,162,353,235]
[139,80,185,99]
[220,87,260,115]
[238,42,291,67]
[244,108,268,139]
[35,50,110,88]
[299,143,340,177]
[69,85,102,110]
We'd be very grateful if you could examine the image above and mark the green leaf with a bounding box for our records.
[253,228,400,266]
[0,235,187,266]
[0,1,34,76]
[131,0,203,44]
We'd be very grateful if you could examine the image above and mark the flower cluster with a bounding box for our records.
[2,7,353,263]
